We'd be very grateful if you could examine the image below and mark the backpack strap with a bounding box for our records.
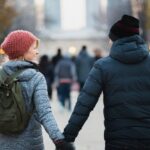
[0,68,6,82]
[0,69,26,85]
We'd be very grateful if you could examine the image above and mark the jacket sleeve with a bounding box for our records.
[33,73,64,141]
[63,62,103,142]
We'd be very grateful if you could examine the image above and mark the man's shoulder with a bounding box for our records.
[95,56,113,66]
[93,56,120,72]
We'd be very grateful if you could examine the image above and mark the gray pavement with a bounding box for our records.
[43,90,105,150]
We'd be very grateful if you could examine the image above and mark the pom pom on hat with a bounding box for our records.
[1,30,38,59]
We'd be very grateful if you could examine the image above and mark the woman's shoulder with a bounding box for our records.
[19,69,43,82]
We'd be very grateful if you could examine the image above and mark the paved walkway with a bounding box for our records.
[43,90,105,150]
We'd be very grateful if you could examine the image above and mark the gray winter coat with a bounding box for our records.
[0,61,64,150]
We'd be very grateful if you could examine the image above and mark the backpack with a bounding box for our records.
[0,69,31,134]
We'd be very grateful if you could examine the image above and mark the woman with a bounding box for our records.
[0,30,70,150]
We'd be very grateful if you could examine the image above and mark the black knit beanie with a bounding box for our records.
[109,15,140,41]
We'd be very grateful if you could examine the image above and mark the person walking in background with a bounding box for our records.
[55,55,77,112]
[0,48,8,68]
[39,55,54,99]
[0,30,74,150]
[52,48,63,67]
[75,45,93,91]
[93,48,103,62]
[62,15,150,150]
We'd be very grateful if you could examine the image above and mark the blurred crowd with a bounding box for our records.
[38,45,104,111]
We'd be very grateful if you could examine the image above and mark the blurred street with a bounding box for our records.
[43,90,105,150]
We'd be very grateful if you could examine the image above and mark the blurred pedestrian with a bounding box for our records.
[75,45,93,91]
[93,48,103,62]
[63,15,150,150]
[0,30,74,150]
[52,48,63,67]
[55,55,77,111]
[39,55,54,99]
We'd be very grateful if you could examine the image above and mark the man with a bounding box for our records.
[55,55,77,111]
[52,48,63,67]
[63,15,150,150]
[75,45,93,91]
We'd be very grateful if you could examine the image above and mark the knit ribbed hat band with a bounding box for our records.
[109,15,140,41]
[116,22,139,33]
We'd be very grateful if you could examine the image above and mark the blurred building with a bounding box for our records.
[34,0,109,56]
[87,0,107,31]
[44,0,61,30]
[7,0,109,40]
[8,0,37,33]
[7,0,150,56]
[107,0,132,29]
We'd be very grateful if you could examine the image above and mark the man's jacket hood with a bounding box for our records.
[110,35,149,64]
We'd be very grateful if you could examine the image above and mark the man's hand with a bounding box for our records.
[55,140,75,150]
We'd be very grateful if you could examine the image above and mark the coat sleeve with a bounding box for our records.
[63,61,103,142]
[33,73,64,141]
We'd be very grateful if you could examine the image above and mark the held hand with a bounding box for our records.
[55,141,75,150]
[64,142,75,150]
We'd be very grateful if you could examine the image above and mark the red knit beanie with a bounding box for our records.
[1,30,38,59]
